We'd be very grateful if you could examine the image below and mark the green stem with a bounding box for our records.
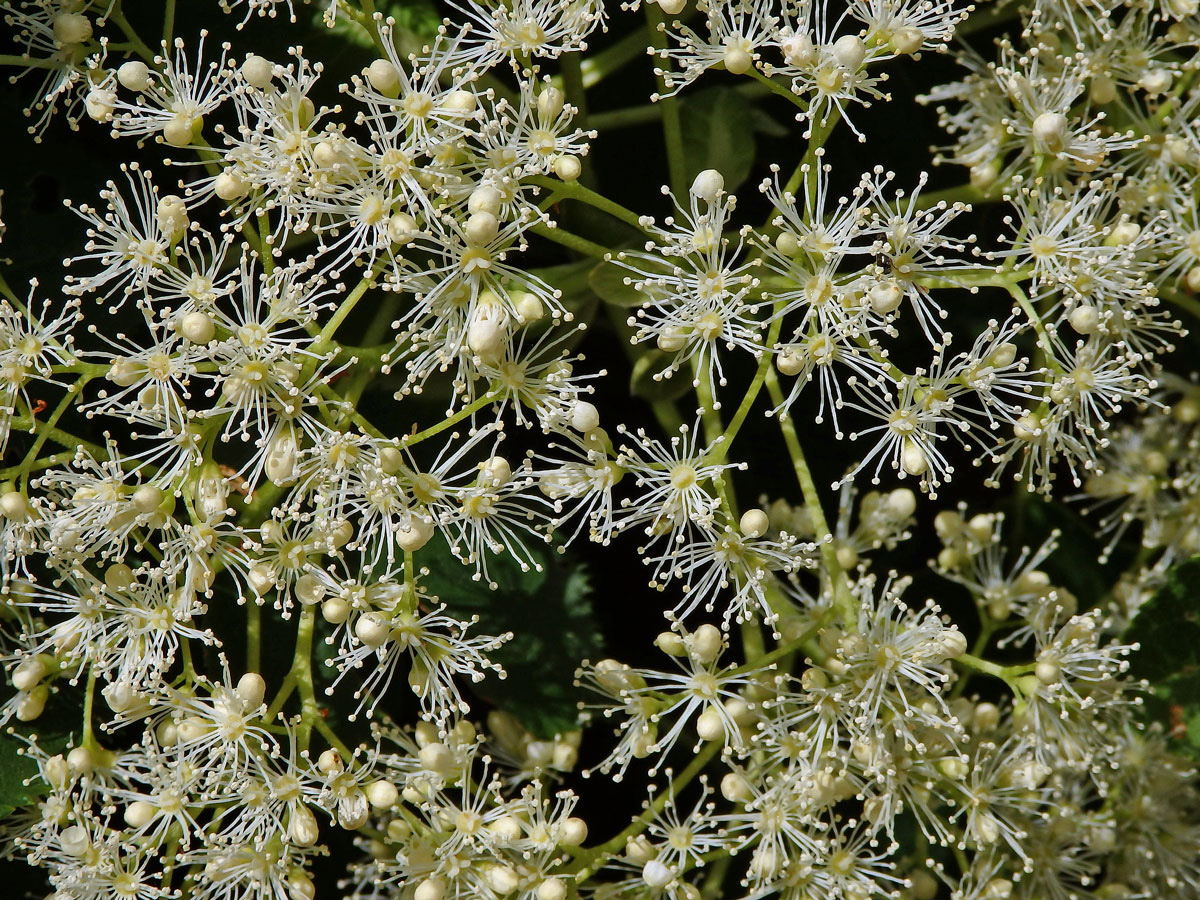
[527,176,647,232]
[293,608,318,751]
[530,222,610,258]
[402,390,497,448]
[108,4,157,63]
[313,271,379,353]
[247,601,261,673]
[748,67,806,110]
[645,4,687,198]
[589,104,663,131]
[81,666,97,748]
[576,24,660,89]
[0,54,60,70]
[17,377,91,488]
[764,368,855,625]
[163,0,177,44]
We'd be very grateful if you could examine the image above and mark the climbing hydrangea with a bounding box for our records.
[1,1,1199,900]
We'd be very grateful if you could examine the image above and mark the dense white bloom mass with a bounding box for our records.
[1,1,1199,900]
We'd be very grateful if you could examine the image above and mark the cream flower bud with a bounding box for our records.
[468,185,503,216]
[117,61,152,92]
[690,169,724,203]
[689,623,723,665]
[901,439,928,476]
[85,88,117,121]
[1138,69,1172,95]
[265,428,301,485]
[236,672,266,709]
[12,657,47,691]
[355,614,391,648]
[54,12,92,44]
[1068,305,1100,334]
[642,860,674,889]
[59,824,90,857]
[489,815,523,841]
[891,26,924,54]
[67,746,94,774]
[366,779,399,809]
[655,631,687,656]
[656,0,687,13]
[125,799,157,829]
[739,508,769,538]
[395,515,435,552]
[132,484,164,515]
[625,835,656,863]
[721,771,753,802]
[989,342,1017,367]
[514,291,544,323]
[387,212,418,245]
[322,596,351,624]
[179,311,215,344]
[366,59,400,95]
[553,155,582,181]
[480,455,513,488]
[295,574,325,606]
[290,805,320,846]
[414,879,445,900]
[247,563,276,597]
[571,400,600,433]
[443,89,476,112]
[241,54,274,88]
[289,869,316,900]
[163,115,200,147]
[1089,74,1117,105]
[317,748,343,774]
[970,160,999,190]
[42,754,68,791]
[696,707,725,741]
[214,170,249,201]
[885,487,916,518]
[467,302,509,362]
[657,326,687,352]
[722,37,753,75]
[868,280,904,314]
[781,32,816,67]
[558,817,588,846]
[776,347,804,376]
[17,685,48,721]
[1031,112,1069,153]
[465,211,499,245]
[0,491,29,521]
[418,743,458,775]
[537,879,568,900]
[832,35,866,70]
[537,87,566,120]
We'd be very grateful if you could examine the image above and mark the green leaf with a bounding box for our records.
[314,0,440,52]
[531,259,600,337]
[1126,558,1200,684]
[0,731,48,821]
[630,349,693,403]
[588,258,646,308]
[748,106,789,138]
[419,534,602,739]
[1125,557,1200,759]
[678,87,758,195]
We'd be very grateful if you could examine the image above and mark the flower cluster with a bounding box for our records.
[1,1,1199,900]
